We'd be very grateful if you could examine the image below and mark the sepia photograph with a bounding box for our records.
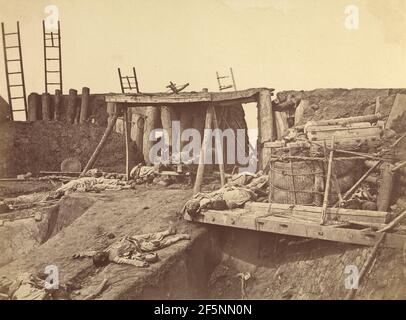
[0,0,405,310]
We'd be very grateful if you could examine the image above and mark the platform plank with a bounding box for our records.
[105,88,273,106]
[186,209,406,249]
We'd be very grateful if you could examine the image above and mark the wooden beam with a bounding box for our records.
[321,138,335,224]
[81,103,119,175]
[244,202,389,224]
[211,104,226,187]
[123,108,131,180]
[193,104,214,195]
[187,209,405,249]
[105,88,273,106]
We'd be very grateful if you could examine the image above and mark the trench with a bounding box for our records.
[1,194,404,299]
[0,195,96,267]
[132,225,405,300]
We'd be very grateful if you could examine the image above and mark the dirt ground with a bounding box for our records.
[1,185,405,300]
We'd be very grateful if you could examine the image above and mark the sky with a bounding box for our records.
[0,0,405,125]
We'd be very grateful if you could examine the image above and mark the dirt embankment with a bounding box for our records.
[208,228,405,300]
[276,88,406,125]
[0,121,136,177]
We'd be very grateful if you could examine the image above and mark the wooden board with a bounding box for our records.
[105,88,273,106]
[185,209,406,249]
[244,202,389,224]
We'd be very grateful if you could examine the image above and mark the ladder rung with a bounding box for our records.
[5,46,19,49]
[45,45,59,48]
[8,71,22,75]
[4,32,18,36]
[46,58,59,61]
[11,96,24,99]
[46,70,60,73]
[9,84,23,87]
[6,59,21,62]
[47,82,61,85]
[45,32,60,35]
[13,109,26,112]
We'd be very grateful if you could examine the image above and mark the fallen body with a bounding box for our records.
[73,226,190,267]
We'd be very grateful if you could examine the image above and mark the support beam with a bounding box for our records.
[193,104,214,195]
[211,104,226,187]
[257,89,275,170]
[187,209,405,249]
[81,103,120,175]
[123,108,131,180]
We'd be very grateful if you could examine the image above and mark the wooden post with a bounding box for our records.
[257,89,274,170]
[27,93,40,121]
[160,106,174,148]
[211,104,226,187]
[180,105,193,149]
[41,93,52,120]
[375,97,381,114]
[321,137,335,224]
[67,89,78,124]
[124,108,131,180]
[377,163,395,212]
[81,102,120,175]
[131,112,145,155]
[54,89,62,121]
[79,87,90,124]
[143,106,159,164]
[193,104,214,195]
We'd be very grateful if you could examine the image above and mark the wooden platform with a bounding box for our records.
[184,204,406,249]
[105,88,273,107]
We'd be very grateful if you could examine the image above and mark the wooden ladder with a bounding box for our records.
[1,22,27,121]
[216,67,237,91]
[43,20,63,93]
[118,67,140,93]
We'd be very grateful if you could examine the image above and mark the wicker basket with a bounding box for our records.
[269,159,362,206]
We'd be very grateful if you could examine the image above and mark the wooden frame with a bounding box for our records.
[185,208,406,249]
[81,88,274,181]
